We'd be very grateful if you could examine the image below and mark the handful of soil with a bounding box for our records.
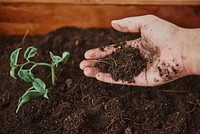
[95,44,148,83]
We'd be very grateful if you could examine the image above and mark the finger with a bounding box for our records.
[84,45,115,59]
[111,15,155,33]
[84,67,99,78]
[95,72,148,86]
[84,39,141,59]
[79,60,98,70]
[95,71,166,87]
[96,72,133,85]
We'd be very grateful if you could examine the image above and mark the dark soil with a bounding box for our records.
[95,45,147,83]
[0,27,200,134]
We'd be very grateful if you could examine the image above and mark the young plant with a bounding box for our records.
[10,46,70,113]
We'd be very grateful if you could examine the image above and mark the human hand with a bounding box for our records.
[80,15,193,86]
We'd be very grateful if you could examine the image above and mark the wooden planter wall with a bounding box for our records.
[0,0,200,36]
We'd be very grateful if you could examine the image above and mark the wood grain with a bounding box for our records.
[1,0,200,6]
[0,3,200,35]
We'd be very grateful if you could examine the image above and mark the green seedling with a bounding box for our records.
[10,46,70,113]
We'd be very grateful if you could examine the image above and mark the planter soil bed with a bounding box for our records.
[0,27,199,134]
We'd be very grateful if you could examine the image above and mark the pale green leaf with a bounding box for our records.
[16,87,44,113]
[10,48,21,67]
[62,51,70,64]
[43,89,49,99]
[49,51,54,60]
[32,78,46,92]
[24,46,37,60]
[18,69,35,82]
[10,67,16,79]
[49,52,62,67]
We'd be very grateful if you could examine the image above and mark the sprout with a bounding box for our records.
[9,46,70,113]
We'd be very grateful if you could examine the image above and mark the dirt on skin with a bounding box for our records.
[0,27,200,134]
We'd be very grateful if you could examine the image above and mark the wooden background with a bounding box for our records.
[0,0,200,36]
[1,0,200,5]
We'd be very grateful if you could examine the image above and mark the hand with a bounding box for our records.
[80,15,194,86]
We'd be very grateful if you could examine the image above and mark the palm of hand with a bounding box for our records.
[132,26,186,86]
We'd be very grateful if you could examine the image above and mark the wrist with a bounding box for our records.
[183,28,200,75]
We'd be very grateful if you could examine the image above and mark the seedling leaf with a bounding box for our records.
[43,89,49,99]
[62,51,70,64]
[16,87,45,113]
[18,69,35,82]
[32,78,46,92]
[10,67,16,79]
[49,51,54,60]
[10,48,21,67]
[24,46,37,60]
[49,52,62,67]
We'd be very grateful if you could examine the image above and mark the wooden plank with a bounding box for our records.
[1,0,200,6]
[0,3,200,36]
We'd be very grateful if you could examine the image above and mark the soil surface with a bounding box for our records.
[95,45,147,83]
[0,27,200,134]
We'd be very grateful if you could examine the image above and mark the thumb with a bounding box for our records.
[111,15,154,33]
